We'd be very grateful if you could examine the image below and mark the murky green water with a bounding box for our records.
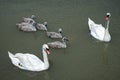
[0,0,120,80]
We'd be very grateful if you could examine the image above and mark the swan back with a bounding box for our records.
[23,17,36,24]
[47,37,68,48]
[47,41,67,48]
[23,15,36,24]
[46,28,62,38]
[16,22,36,32]
[20,24,37,32]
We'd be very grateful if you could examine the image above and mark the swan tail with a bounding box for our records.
[8,51,15,59]
[88,18,92,30]
[8,51,20,66]
[88,18,95,24]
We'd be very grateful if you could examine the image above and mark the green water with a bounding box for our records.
[0,0,120,80]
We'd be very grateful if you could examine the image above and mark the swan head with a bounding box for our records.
[105,13,111,21]
[106,13,111,17]
[43,44,50,54]
[58,28,62,33]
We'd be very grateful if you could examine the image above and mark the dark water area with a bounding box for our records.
[0,0,120,80]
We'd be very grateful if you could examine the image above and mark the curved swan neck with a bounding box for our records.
[63,41,67,45]
[106,20,110,30]
[42,48,49,68]
[103,19,111,42]
[105,13,111,30]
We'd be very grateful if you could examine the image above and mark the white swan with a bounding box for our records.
[47,37,69,48]
[88,13,111,42]
[46,28,62,38]
[8,44,50,71]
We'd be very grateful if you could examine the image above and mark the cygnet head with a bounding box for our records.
[43,21,48,27]
[31,15,35,19]
[58,28,62,33]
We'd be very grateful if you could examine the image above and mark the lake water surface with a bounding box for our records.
[0,0,120,80]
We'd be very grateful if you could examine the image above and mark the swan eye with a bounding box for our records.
[106,15,109,17]
[46,48,49,50]
[18,63,22,67]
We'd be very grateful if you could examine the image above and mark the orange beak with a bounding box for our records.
[105,16,109,21]
[105,15,110,21]
[46,49,50,54]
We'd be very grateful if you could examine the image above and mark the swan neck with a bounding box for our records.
[42,48,49,68]
[63,41,66,45]
[103,20,111,41]
[106,20,110,30]
[62,39,67,45]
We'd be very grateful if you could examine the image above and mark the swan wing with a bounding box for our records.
[25,54,44,66]
[88,18,95,30]
[23,17,35,23]
[8,52,44,71]
[47,32,62,38]
[15,53,44,67]
[36,23,47,31]
[88,18,105,40]
[8,51,21,66]
[88,18,103,30]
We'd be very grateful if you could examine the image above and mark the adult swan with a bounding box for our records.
[88,13,111,42]
[8,44,50,71]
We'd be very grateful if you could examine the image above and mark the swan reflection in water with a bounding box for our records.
[102,43,110,65]
[21,71,51,80]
